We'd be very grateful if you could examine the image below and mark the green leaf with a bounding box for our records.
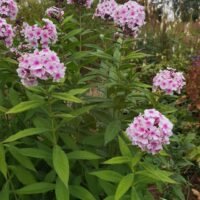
[8,145,36,172]
[9,88,20,106]
[132,82,152,89]
[69,185,96,200]
[16,182,55,194]
[10,166,36,185]
[53,145,69,188]
[103,156,131,165]
[70,105,94,116]
[61,15,73,26]
[6,100,44,114]
[118,136,132,157]
[2,57,18,64]
[122,52,150,61]
[67,151,102,160]
[90,51,113,61]
[99,180,116,196]
[3,128,48,143]
[71,51,91,60]
[0,182,9,200]
[0,144,7,178]
[55,178,69,200]
[105,120,121,145]
[131,152,143,168]
[90,170,122,183]
[64,28,83,40]
[52,93,83,103]
[60,134,78,150]
[137,163,176,184]
[19,148,51,160]
[68,88,89,95]
[131,187,141,200]
[104,196,114,200]
[113,48,121,62]
[115,173,134,200]
[55,114,75,121]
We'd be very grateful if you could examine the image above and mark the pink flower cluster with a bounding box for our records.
[17,49,66,87]
[45,6,64,21]
[21,19,58,49]
[0,0,18,20]
[94,0,118,20]
[67,0,93,9]
[126,109,173,154]
[113,0,145,36]
[0,17,14,47]
[153,68,185,95]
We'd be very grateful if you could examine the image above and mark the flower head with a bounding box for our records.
[113,0,145,36]
[17,49,66,87]
[153,68,185,95]
[0,0,18,20]
[21,19,57,49]
[45,6,64,21]
[94,0,118,21]
[0,17,14,47]
[67,0,93,9]
[126,109,173,154]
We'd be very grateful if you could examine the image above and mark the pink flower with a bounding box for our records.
[21,19,58,49]
[0,17,15,47]
[0,0,18,20]
[45,6,64,21]
[67,0,93,9]
[94,0,118,20]
[153,68,185,95]
[126,109,173,154]
[17,49,66,87]
[113,1,145,36]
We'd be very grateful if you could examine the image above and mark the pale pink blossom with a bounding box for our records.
[94,0,118,20]
[153,68,185,95]
[17,49,66,87]
[0,0,18,20]
[113,1,145,36]
[21,19,58,49]
[0,17,14,47]
[126,109,173,154]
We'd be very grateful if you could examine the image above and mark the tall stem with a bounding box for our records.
[47,91,57,145]
[8,172,19,200]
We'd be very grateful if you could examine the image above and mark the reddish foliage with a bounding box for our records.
[186,55,200,112]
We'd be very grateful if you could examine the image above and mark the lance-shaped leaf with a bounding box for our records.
[3,128,48,143]
[52,93,83,103]
[16,182,55,194]
[115,173,134,200]
[105,120,121,145]
[90,170,122,183]
[6,100,44,114]
[67,150,102,160]
[53,145,69,188]
[55,178,69,200]
[69,185,96,200]
[103,156,131,165]
[0,144,7,178]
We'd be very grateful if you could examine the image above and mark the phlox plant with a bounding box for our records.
[0,0,198,200]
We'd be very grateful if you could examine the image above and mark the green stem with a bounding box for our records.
[8,172,19,200]
[47,93,57,145]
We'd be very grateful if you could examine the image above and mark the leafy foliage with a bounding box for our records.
[0,0,199,200]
